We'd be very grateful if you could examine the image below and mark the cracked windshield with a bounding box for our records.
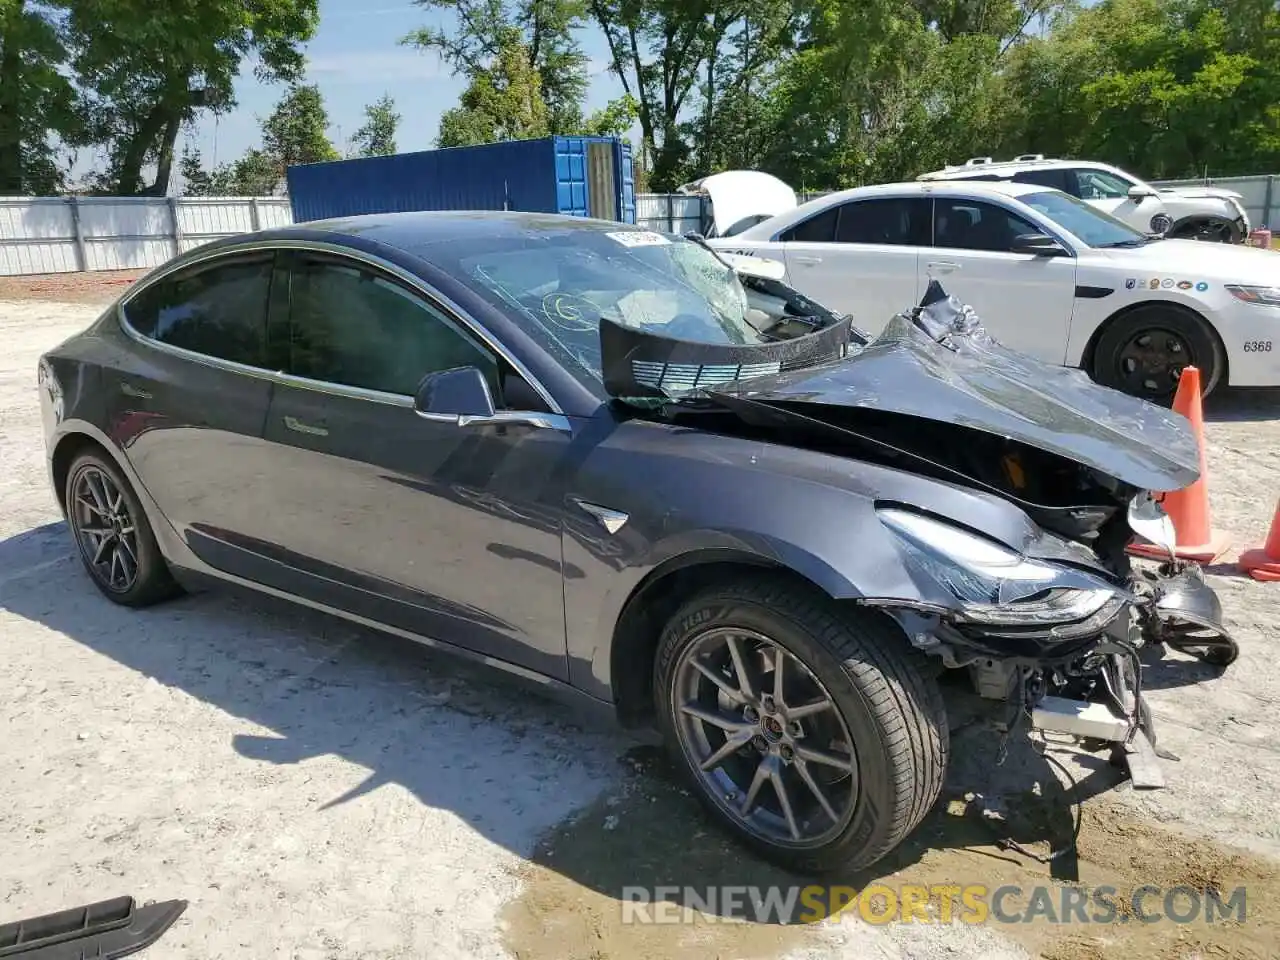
[459,231,764,384]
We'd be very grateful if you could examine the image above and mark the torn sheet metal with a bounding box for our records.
[599,279,1200,494]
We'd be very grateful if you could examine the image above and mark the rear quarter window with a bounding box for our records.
[123,256,274,368]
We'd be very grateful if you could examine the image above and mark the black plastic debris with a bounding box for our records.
[0,896,186,959]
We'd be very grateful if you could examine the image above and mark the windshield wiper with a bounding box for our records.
[1097,236,1159,248]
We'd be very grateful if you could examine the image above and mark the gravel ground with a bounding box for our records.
[1,280,1278,960]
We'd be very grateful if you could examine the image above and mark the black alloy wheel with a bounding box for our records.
[670,626,860,848]
[65,450,179,606]
[655,577,948,873]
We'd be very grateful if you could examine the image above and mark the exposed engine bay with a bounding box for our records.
[600,272,1238,789]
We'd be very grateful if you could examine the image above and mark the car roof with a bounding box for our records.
[919,158,1114,180]
[268,209,647,252]
[723,179,1060,240]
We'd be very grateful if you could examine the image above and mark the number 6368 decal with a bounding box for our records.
[1243,340,1273,352]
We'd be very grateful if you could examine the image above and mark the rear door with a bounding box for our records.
[114,252,280,579]
[924,197,1078,362]
[780,196,930,332]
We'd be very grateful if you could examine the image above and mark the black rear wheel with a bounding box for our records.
[65,450,179,607]
[1091,306,1222,404]
[654,575,948,873]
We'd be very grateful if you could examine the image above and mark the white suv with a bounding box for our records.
[917,156,1250,243]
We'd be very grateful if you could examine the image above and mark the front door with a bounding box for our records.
[253,251,573,680]
[1070,168,1161,234]
[925,198,1078,362]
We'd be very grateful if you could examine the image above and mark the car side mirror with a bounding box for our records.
[414,366,496,424]
[413,366,570,432]
[1127,185,1155,202]
[1011,232,1068,256]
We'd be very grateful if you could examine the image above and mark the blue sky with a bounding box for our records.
[165,0,627,184]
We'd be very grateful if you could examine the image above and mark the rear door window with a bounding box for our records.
[833,198,931,245]
[1012,169,1071,192]
[779,206,840,242]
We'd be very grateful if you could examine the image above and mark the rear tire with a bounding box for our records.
[1090,305,1222,404]
[653,575,948,874]
[65,450,179,607]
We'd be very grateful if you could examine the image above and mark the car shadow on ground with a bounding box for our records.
[1137,642,1233,691]
[0,520,1131,924]
[1203,386,1280,423]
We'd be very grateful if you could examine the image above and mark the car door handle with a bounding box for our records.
[283,415,329,437]
[792,255,823,265]
[926,260,961,273]
[119,381,151,400]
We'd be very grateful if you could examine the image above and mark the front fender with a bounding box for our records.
[561,422,1044,700]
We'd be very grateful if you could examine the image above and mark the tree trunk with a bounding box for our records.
[0,0,27,194]
[146,109,183,196]
[114,100,171,195]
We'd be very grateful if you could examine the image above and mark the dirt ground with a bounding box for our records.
[2,274,1279,960]
[0,269,148,304]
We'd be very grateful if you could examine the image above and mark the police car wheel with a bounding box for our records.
[1091,306,1222,404]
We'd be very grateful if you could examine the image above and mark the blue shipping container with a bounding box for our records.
[286,136,637,225]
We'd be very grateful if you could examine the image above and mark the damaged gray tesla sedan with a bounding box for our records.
[38,212,1235,873]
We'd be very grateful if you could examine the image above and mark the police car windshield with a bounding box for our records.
[1019,190,1156,248]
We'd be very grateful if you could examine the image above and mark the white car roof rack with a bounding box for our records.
[922,154,1066,179]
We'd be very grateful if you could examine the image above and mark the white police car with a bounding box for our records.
[706,177,1278,401]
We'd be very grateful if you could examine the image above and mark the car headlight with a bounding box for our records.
[877,507,1123,625]
[1226,284,1280,307]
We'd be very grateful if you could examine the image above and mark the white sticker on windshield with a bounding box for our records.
[607,230,671,247]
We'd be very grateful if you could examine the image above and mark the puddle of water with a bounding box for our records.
[502,736,1279,960]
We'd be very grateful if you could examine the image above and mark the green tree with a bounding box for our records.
[179,84,337,196]
[351,93,401,157]
[0,0,81,194]
[262,82,339,169]
[177,144,213,195]
[404,0,589,133]
[580,93,640,137]
[436,29,551,146]
[67,0,320,196]
[1000,0,1280,178]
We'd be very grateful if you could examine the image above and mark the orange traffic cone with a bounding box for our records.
[1128,366,1231,563]
[1238,499,1280,582]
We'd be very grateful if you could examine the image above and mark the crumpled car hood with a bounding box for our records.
[599,281,1200,494]
[1159,185,1244,202]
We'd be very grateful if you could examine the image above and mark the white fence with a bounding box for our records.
[0,197,293,277]
[3,174,1277,277]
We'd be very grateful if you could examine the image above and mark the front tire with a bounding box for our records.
[654,576,948,874]
[1091,305,1222,404]
[1168,217,1242,244]
[65,450,179,607]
